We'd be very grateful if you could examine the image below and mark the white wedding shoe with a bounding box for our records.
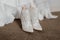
[20,8,33,33]
[30,6,42,31]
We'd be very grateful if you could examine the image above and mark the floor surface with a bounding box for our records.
[0,12,60,40]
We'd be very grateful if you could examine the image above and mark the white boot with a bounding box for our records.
[20,8,33,32]
[30,6,42,31]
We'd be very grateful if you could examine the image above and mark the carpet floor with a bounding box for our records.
[0,12,60,40]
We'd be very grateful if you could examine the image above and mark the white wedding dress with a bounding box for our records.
[0,0,17,26]
[0,0,57,32]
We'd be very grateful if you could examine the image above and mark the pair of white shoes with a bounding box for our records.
[22,19,42,33]
[20,6,42,33]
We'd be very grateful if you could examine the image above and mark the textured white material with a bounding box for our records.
[0,0,57,32]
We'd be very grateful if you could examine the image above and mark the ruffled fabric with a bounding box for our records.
[0,0,16,26]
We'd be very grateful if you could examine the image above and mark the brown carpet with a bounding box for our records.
[0,12,60,40]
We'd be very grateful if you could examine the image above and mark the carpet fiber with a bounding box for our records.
[0,12,60,40]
